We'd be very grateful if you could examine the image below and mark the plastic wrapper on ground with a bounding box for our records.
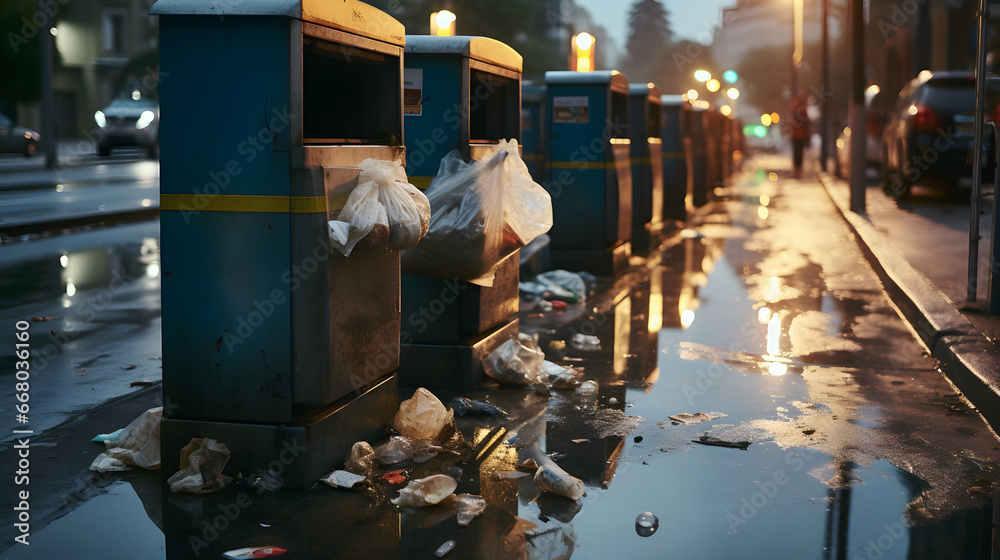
[344,441,375,475]
[393,387,453,441]
[390,474,458,507]
[483,338,546,385]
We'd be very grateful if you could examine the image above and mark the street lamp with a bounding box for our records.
[686,89,699,100]
[694,70,712,82]
[572,32,595,72]
[720,104,732,117]
[706,79,721,93]
[726,88,740,100]
[430,10,456,36]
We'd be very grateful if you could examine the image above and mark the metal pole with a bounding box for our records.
[848,0,866,211]
[990,122,1000,314]
[39,0,56,169]
[969,0,989,303]
[820,0,829,172]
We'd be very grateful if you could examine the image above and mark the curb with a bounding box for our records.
[815,172,1000,433]
[0,207,160,238]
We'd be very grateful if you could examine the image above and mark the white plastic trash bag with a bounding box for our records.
[328,158,430,256]
[401,139,552,285]
[89,406,162,472]
[483,338,545,386]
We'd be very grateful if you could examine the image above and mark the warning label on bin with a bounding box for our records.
[404,68,422,116]
[552,96,589,124]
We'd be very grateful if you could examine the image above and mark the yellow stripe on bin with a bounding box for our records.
[630,157,653,165]
[160,194,328,214]
[546,160,617,170]
[409,176,434,190]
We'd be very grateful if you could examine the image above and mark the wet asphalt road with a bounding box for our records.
[2,155,1000,559]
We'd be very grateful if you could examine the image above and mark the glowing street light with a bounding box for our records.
[726,87,740,100]
[686,89,699,100]
[761,113,772,126]
[572,32,595,72]
[706,79,721,93]
[694,69,712,82]
[723,69,738,83]
[430,10,456,36]
[720,104,732,117]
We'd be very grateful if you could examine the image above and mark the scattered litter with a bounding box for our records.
[516,458,540,472]
[546,452,567,462]
[536,270,586,302]
[551,300,568,311]
[802,429,816,436]
[91,428,124,443]
[390,474,457,507]
[574,380,599,397]
[608,397,619,405]
[344,441,375,476]
[222,546,286,559]
[120,364,137,370]
[320,469,366,489]
[483,338,545,385]
[167,438,231,493]
[251,469,284,492]
[537,300,554,312]
[434,540,456,558]
[374,436,442,465]
[89,453,129,473]
[692,435,751,450]
[456,494,486,526]
[570,439,589,444]
[381,469,408,484]
[76,369,87,376]
[449,397,508,419]
[541,361,580,388]
[30,316,62,322]
[635,512,659,537]
[499,470,531,479]
[90,407,161,471]
[442,463,463,480]
[570,334,601,351]
[633,436,643,443]
[393,388,453,441]
[130,381,154,387]
[668,412,728,425]
[534,463,585,501]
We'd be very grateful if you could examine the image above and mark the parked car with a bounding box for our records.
[879,71,1000,200]
[835,84,886,177]
[0,112,40,157]
[94,87,159,158]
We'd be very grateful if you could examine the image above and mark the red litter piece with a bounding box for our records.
[381,469,407,484]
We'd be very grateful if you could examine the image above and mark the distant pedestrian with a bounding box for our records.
[787,90,811,178]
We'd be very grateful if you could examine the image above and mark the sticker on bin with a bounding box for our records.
[553,96,589,123]
[222,546,287,559]
[404,68,423,116]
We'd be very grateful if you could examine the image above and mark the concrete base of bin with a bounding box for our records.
[160,373,397,491]
[398,319,519,392]
[550,241,631,277]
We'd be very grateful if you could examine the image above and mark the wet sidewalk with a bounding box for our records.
[816,170,1000,432]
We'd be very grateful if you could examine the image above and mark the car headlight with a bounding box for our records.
[136,110,155,130]
[94,110,106,128]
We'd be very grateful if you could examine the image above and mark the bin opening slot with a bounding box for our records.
[303,35,401,145]
[469,70,519,142]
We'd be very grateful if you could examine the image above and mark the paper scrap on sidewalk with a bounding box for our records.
[668,412,727,424]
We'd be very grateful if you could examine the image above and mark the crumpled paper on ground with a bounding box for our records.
[89,407,162,472]
[166,438,231,493]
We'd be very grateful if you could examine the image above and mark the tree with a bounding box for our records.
[621,0,673,84]
[0,1,44,112]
